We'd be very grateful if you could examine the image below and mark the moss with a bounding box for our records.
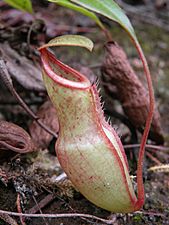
[133,214,143,222]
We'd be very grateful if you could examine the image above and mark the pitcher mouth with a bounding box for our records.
[40,48,91,89]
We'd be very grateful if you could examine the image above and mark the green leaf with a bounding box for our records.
[4,0,33,13]
[39,34,94,51]
[48,0,104,30]
[71,0,137,41]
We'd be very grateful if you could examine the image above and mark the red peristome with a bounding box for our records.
[40,48,90,90]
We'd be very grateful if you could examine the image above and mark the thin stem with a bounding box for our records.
[132,41,155,210]
[32,196,49,225]
[102,27,113,42]
[145,152,162,166]
[124,144,168,152]
[0,210,114,224]
[16,194,26,225]
[96,19,112,42]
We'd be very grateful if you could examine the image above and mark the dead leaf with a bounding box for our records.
[102,41,164,144]
[29,101,59,149]
[0,43,45,91]
[0,120,35,153]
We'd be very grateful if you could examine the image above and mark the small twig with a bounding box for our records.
[27,20,39,50]
[134,210,166,218]
[27,191,102,224]
[0,210,115,224]
[16,194,26,225]
[32,196,49,225]
[124,144,169,151]
[145,151,162,165]
[27,194,55,214]
[147,148,169,157]
[0,56,57,139]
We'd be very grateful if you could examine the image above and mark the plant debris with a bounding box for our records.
[0,120,35,154]
[0,43,44,91]
[102,41,164,144]
[29,101,59,149]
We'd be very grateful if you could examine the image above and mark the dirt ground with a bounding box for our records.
[0,1,169,224]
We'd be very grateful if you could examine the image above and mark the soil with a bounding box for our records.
[0,1,169,225]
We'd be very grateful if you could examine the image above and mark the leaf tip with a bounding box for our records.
[38,34,94,52]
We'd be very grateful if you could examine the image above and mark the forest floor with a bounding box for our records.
[0,1,169,225]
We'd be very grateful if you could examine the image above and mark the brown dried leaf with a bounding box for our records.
[0,120,35,153]
[29,101,59,149]
[0,43,45,91]
[102,41,164,144]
